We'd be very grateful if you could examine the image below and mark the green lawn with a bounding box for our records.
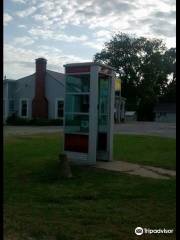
[4,134,176,240]
[114,134,176,170]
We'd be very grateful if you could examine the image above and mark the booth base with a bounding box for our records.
[64,151,111,165]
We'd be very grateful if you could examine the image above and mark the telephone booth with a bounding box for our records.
[63,62,115,165]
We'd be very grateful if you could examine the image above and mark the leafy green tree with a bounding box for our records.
[160,80,176,103]
[159,48,176,103]
[94,33,175,120]
[163,48,176,78]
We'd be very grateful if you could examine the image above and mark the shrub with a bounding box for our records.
[6,116,63,126]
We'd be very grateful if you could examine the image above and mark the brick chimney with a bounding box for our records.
[32,58,48,118]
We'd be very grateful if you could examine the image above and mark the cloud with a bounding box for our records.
[28,25,103,50]
[127,9,176,39]
[95,30,112,38]
[12,0,26,3]
[28,27,88,42]
[153,10,176,19]
[16,0,175,47]
[83,31,113,50]
[28,28,54,39]
[14,36,35,46]
[164,37,176,48]
[4,43,90,79]
[83,41,104,50]
[16,6,37,17]
[4,0,176,79]
[151,20,176,37]
[4,13,13,26]
[18,24,27,28]
[29,0,136,29]
[33,14,49,21]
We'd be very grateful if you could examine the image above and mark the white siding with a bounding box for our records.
[14,74,35,118]
[45,73,65,119]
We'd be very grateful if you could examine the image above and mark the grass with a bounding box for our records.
[114,134,176,170]
[4,133,176,240]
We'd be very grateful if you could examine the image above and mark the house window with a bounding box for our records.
[9,99,14,113]
[56,100,64,118]
[20,100,28,117]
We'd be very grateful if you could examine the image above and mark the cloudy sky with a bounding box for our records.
[4,0,176,79]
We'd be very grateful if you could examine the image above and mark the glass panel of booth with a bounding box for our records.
[98,75,110,132]
[66,74,90,93]
[65,74,90,134]
[65,94,89,113]
[65,113,89,133]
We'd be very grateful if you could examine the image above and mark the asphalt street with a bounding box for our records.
[4,121,176,138]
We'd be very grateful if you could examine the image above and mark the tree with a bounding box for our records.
[160,80,176,103]
[94,33,143,109]
[163,48,176,79]
[159,48,176,103]
[94,33,175,120]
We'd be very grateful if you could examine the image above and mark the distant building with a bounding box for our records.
[125,111,137,122]
[154,103,176,122]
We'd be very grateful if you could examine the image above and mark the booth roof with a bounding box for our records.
[63,62,116,71]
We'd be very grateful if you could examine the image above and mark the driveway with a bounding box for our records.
[4,121,176,138]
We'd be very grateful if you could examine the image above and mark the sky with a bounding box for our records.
[4,0,176,79]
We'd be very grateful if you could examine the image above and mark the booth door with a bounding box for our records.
[97,74,110,160]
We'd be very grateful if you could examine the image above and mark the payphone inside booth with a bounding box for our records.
[64,62,115,165]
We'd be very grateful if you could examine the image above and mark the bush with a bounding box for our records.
[6,115,63,126]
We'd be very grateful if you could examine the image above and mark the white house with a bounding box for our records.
[3,58,65,123]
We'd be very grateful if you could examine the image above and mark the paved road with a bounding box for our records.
[4,121,176,138]
[3,126,63,137]
[114,122,176,138]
